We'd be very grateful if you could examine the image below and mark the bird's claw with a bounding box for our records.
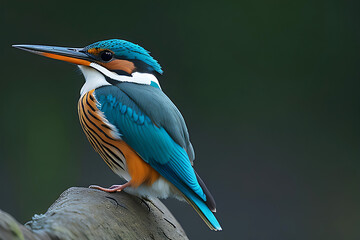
[89,182,131,193]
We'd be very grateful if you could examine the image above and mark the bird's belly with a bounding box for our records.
[78,89,160,187]
[125,176,184,200]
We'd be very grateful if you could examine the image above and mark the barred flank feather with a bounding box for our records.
[78,90,126,172]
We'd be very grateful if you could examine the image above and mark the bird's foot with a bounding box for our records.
[89,182,131,193]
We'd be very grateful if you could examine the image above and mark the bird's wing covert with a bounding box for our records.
[94,84,204,201]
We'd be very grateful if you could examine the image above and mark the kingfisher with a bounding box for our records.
[13,39,221,231]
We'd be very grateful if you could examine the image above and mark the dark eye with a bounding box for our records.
[100,51,113,61]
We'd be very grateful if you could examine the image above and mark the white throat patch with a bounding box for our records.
[78,63,161,96]
[79,65,110,96]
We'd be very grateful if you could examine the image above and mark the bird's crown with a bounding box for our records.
[83,39,163,74]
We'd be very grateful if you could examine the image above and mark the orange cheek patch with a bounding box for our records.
[42,53,91,66]
[100,59,135,74]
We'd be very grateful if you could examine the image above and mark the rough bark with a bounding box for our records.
[0,187,188,240]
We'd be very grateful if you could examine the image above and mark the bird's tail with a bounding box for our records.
[181,188,222,231]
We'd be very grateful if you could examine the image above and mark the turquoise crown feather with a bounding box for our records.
[84,39,163,74]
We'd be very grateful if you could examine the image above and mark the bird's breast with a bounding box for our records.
[78,89,160,187]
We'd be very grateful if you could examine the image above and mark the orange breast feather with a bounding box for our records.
[78,89,160,187]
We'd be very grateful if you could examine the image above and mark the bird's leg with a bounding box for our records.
[89,181,131,193]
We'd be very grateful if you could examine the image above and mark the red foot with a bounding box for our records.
[89,182,131,193]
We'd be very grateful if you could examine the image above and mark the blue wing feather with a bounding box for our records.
[118,82,195,162]
[95,84,205,200]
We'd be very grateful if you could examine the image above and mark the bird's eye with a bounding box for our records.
[100,51,113,61]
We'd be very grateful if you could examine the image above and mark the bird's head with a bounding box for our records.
[13,39,163,92]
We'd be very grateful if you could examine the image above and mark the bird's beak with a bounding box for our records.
[12,44,92,66]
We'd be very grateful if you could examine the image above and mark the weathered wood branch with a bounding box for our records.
[0,187,188,240]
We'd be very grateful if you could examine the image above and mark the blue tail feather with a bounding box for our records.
[153,162,222,231]
[181,184,222,231]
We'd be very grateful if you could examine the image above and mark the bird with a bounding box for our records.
[12,39,222,231]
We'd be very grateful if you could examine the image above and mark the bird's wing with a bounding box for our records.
[117,82,195,163]
[94,84,204,201]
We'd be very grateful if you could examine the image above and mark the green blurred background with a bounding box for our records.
[1,0,359,239]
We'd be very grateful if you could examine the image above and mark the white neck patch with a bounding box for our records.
[78,63,161,96]
[79,65,110,96]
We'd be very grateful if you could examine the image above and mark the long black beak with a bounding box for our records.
[12,44,93,66]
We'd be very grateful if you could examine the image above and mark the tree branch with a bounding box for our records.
[0,187,188,240]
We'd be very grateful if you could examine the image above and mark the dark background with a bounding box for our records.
[1,0,359,239]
